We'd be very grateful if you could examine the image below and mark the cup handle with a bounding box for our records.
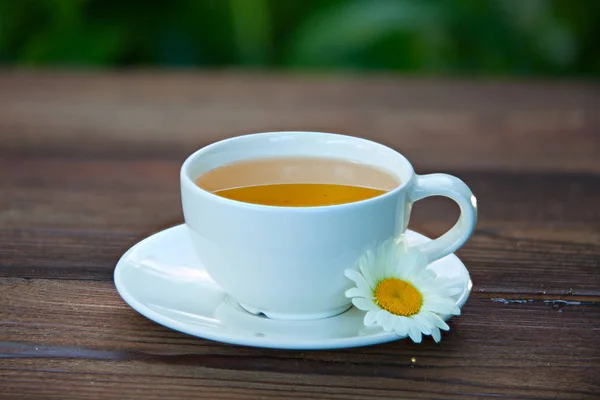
[409,173,477,264]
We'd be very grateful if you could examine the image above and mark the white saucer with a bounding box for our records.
[114,225,472,350]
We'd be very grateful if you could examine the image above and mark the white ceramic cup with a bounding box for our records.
[181,131,477,320]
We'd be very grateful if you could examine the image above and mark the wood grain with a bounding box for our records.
[0,72,598,172]
[0,279,598,400]
[0,72,599,399]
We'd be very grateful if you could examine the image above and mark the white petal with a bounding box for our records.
[371,264,384,283]
[428,312,450,331]
[428,286,462,297]
[384,243,399,278]
[411,314,432,335]
[352,297,378,311]
[389,243,404,273]
[369,252,383,281]
[358,258,374,288]
[344,269,360,283]
[374,240,390,278]
[376,310,393,331]
[375,310,388,328]
[344,270,372,293]
[419,287,443,298]
[364,310,378,326]
[393,317,409,336]
[422,298,461,316]
[399,248,421,278]
[407,277,431,292]
[439,277,464,287]
[345,287,365,299]
[408,328,423,343]
[431,327,442,343]
[434,279,463,295]
[382,313,396,332]
[441,278,464,288]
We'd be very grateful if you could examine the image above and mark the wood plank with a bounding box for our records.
[1,158,599,294]
[1,358,597,400]
[0,279,598,399]
[2,72,598,399]
[0,72,598,173]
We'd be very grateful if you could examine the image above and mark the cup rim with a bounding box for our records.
[180,131,415,212]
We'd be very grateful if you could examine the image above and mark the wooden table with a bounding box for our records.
[0,72,598,399]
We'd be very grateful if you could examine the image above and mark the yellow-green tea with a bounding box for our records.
[195,157,398,207]
[214,183,386,207]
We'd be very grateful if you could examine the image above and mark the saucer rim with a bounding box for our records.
[114,224,472,350]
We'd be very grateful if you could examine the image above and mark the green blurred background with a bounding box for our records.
[1,0,598,76]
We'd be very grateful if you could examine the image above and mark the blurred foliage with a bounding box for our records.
[0,0,598,76]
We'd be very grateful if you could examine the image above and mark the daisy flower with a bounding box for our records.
[344,238,462,343]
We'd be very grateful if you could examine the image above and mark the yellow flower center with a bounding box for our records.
[374,278,422,316]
